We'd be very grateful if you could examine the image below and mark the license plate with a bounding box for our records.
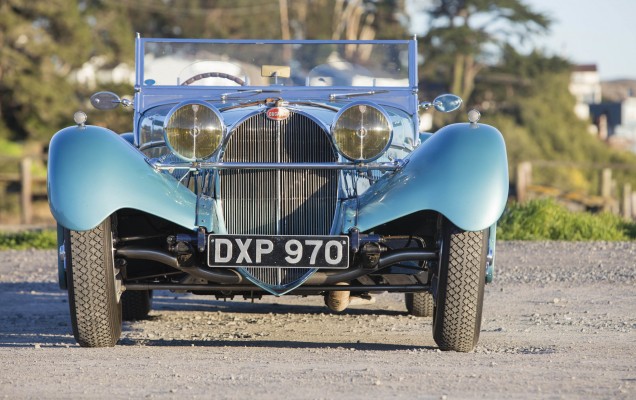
[207,235,349,269]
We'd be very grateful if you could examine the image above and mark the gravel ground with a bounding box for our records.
[0,242,634,399]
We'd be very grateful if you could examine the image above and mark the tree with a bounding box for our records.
[0,0,93,142]
[0,0,410,144]
[478,45,636,192]
[330,0,408,60]
[419,0,550,101]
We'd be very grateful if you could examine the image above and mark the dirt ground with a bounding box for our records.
[0,241,634,399]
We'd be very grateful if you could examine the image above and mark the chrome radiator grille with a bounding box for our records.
[220,111,338,287]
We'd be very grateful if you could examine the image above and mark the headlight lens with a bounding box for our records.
[164,102,224,161]
[332,103,392,161]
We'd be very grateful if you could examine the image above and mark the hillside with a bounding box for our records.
[601,79,636,102]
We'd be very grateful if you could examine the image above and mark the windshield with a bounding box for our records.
[141,40,411,88]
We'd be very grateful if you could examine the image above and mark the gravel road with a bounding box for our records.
[0,242,634,399]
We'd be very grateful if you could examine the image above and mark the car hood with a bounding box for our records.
[137,100,416,152]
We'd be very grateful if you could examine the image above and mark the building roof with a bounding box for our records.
[573,64,598,72]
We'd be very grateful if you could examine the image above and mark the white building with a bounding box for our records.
[614,97,636,152]
[70,56,135,88]
[570,64,602,121]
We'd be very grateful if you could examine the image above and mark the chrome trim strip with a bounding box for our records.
[329,90,389,101]
[139,140,166,151]
[149,161,404,171]
[141,38,411,44]
[275,119,282,235]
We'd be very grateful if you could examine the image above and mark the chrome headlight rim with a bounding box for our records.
[330,101,393,162]
[163,100,226,162]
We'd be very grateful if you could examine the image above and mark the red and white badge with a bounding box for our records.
[266,107,290,121]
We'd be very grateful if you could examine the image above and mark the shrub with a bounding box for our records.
[497,198,636,241]
[0,230,57,250]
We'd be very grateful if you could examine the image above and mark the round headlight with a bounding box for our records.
[331,102,392,161]
[164,101,224,161]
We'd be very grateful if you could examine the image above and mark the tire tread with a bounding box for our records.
[122,290,152,321]
[67,220,122,347]
[434,226,487,352]
[405,292,434,317]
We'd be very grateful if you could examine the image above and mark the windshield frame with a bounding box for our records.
[135,38,417,90]
[133,37,420,126]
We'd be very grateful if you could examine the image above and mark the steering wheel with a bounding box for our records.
[180,72,246,86]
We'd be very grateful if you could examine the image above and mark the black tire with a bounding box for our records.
[66,217,122,347]
[432,219,488,352]
[122,290,153,321]
[405,292,434,317]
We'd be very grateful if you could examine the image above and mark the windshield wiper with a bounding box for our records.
[220,89,282,101]
[329,90,389,101]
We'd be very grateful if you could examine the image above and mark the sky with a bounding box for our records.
[408,0,636,81]
[528,0,636,81]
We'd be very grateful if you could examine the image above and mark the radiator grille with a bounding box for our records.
[220,111,338,287]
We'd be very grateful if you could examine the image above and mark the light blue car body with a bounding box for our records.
[48,121,507,234]
[48,125,197,232]
[48,38,508,290]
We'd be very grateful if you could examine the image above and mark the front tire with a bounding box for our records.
[66,217,122,347]
[432,220,488,352]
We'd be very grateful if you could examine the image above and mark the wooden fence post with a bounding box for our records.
[516,161,532,203]
[623,183,632,220]
[611,179,619,214]
[20,157,33,225]
[632,192,636,219]
[601,168,613,212]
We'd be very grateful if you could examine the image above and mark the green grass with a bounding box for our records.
[497,198,636,241]
[0,230,57,250]
[0,138,24,158]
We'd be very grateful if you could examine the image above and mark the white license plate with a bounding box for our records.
[207,235,349,269]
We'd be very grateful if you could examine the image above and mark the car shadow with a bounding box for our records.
[151,293,406,316]
[0,282,411,349]
[118,337,435,352]
[0,281,76,347]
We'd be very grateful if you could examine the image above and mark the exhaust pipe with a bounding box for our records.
[116,247,242,284]
[377,249,437,268]
[116,247,436,288]
[308,249,436,285]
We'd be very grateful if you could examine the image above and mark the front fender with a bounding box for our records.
[47,125,198,231]
[348,122,508,232]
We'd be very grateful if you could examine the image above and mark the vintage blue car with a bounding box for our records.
[48,37,508,352]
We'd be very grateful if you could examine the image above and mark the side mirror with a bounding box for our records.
[433,94,462,113]
[419,94,463,113]
[90,91,132,110]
